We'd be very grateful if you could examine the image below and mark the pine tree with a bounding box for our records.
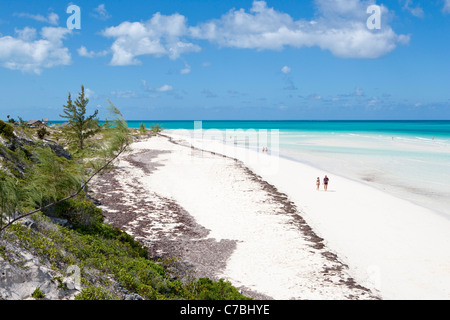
[60,85,99,151]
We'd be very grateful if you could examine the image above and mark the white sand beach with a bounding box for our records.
[91,133,450,300]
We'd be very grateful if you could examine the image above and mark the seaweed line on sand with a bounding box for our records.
[90,134,380,300]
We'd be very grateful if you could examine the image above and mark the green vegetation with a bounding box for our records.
[0,170,19,230]
[0,88,249,300]
[6,115,16,125]
[0,100,130,234]
[0,120,14,140]
[59,85,100,153]
[4,212,248,300]
[150,123,163,134]
[31,287,46,299]
[139,122,147,135]
[75,286,118,300]
[37,127,49,140]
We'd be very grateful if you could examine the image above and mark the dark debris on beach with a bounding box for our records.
[89,134,380,300]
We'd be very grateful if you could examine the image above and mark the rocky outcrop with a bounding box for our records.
[0,134,76,300]
[42,139,73,160]
[0,232,79,300]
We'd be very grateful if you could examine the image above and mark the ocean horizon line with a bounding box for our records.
[45,119,450,122]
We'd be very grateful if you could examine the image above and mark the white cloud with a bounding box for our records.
[111,90,139,99]
[142,80,174,93]
[0,27,71,74]
[190,0,409,59]
[337,87,365,99]
[308,94,322,100]
[281,66,291,74]
[16,12,59,25]
[354,87,365,97]
[102,12,201,66]
[157,84,173,92]
[84,88,98,99]
[402,0,425,18]
[180,63,191,74]
[96,0,408,66]
[444,0,450,13]
[92,4,111,20]
[47,13,59,25]
[14,27,37,41]
[77,46,109,58]
[281,65,296,90]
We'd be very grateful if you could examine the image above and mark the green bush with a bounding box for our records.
[37,127,49,140]
[51,197,148,258]
[183,278,250,300]
[31,287,45,299]
[53,197,104,232]
[75,286,117,300]
[0,120,14,140]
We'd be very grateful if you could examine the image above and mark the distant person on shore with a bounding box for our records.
[316,177,320,190]
[323,175,329,191]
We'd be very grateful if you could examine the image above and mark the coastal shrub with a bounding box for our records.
[150,124,163,135]
[24,147,83,206]
[37,127,49,140]
[0,143,33,178]
[6,115,16,125]
[75,286,117,300]
[51,197,148,258]
[31,287,45,299]
[53,197,104,232]
[0,120,14,140]
[139,123,147,135]
[183,278,250,300]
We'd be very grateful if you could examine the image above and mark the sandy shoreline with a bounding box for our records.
[90,133,450,300]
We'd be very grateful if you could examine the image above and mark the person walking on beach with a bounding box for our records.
[316,177,320,190]
[323,175,329,191]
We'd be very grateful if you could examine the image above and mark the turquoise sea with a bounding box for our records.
[50,120,450,217]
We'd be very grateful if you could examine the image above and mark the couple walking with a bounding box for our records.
[316,175,329,191]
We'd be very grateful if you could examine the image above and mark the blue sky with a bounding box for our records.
[0,0,449,120]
